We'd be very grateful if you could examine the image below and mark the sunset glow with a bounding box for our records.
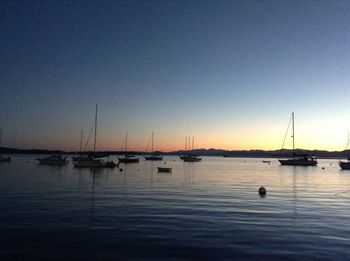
[1,1,350,152]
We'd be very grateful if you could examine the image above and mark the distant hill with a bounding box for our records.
[169,148,344,158]
[0,147,65,155]
[0,146,346,158]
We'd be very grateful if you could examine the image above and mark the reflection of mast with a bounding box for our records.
[150,161,154,187]
[89,169,97,225]
[184,162,194,185]
[292,167,297,227]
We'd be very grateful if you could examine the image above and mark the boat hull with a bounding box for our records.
[0,156,11,162]
[74,160,117,168]
[37,158,68,165]
[118,157,139,163]
[103,161,117,168]
[339,161,350,170]
[279,159,317,166]
[182,156,202,162]
[145,156,163,161]
[72,155,93,162]
[157,167,172,172]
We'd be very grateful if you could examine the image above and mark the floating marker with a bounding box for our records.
[259,186,267,196]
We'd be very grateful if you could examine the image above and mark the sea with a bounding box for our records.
[1,156,350,260]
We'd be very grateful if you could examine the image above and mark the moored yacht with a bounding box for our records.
[339,161,350,170]
[182,155,202,162]
[278,113,317,166]
[181,136,202,162]
[73,158,117,168]
[73,105,116,168]
[0,154,11,162]
[279,153,317,166]
[37,155,68,165]
[118,133,139,163]
[144,132,163,161]
[339,133,350,170]
[119,155,139,163]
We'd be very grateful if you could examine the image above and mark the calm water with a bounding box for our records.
[1,156,350,260]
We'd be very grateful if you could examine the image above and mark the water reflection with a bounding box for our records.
[184,162,194,185]
[2,156,350,259]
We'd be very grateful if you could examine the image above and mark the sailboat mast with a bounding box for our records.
[94,104,97,153]
[0,127,2,148]
[192,136,194,151]
[347,132,349,160]
[151,132,154,153]
[80,130,83,153]
[292,112,295,152]
[125,132,128,153]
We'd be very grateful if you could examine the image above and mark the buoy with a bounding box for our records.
[322,167,325,170]
[259,186,267,196]
[119,168,123,172]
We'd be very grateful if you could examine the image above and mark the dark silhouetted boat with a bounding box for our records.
[144,132,163,161]
[339,133,350,170]
[118,132,139,163]
[182,155,202,162]
[179,136,189,160]
[157,167,172,172]
[339,161,350,170]
[72,130,92,162]
[37,155,68,165]
[279,112,317,166]
[73,105,116,168]
[74,158,117,168]
[0,127,11,162]
[118,155,139,163]
[181,136,202,162]
[0,155,11,162]
[72,154,93,162]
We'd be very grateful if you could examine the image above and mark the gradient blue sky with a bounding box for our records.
[1,0,350,151]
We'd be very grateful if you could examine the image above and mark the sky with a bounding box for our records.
[1,0,350,152]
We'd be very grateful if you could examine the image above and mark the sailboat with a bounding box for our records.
[279,112,317,166]
[179,136,189,160]
[37,155,68,165]
[118,132,139,163]
[144,132,163,161]
[0,127,11,162]
[74,105,117,168]
[182,136,202,162]
[339,133,350,170]
[72,130,93,162]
